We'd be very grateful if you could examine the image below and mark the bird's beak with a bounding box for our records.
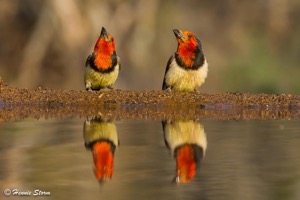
[100,27,109,40]
[173,29,185,39]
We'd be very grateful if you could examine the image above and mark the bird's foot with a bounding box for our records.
[107,86,114,90]
[86,88,98,94]
[165,87,172,92]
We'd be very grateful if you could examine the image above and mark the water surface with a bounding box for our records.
[1,118,300,200]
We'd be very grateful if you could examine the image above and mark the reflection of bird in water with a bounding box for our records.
[83,117,118,183]
[162,120,207,183]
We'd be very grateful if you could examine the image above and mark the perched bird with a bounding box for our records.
[84,27,121,91]
[162,29,208,92]
[83,117,119,183]
[162,120,207,183]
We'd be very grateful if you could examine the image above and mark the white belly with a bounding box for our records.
[83,120,118,147]
[164,120,207,156]
[84,64,119,90]
[165,59,208,92]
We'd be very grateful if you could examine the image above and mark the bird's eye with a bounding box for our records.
[188,35,192,39]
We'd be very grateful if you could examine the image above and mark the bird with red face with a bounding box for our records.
[85,27,120,91]
[162,29,208,92]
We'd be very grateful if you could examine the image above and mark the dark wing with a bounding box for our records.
[117,56,121,71]
[162,54,175,90]
[85,53,95,67]
[161,120,170,149]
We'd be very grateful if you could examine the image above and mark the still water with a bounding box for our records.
[1,118,300,200]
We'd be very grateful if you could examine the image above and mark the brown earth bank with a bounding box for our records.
[1,80,300,122]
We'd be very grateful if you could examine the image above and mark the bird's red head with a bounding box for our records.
[173,29,200,68]
[175,145,196,183]
[92,141,114,182]
[93,27,116,70]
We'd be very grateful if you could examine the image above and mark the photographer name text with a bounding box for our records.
[3,188,51,197]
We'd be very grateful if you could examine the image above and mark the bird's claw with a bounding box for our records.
[107,86,114,90]
[165,87,172,92]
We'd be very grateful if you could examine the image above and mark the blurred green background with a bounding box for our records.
[0,0,299,94]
